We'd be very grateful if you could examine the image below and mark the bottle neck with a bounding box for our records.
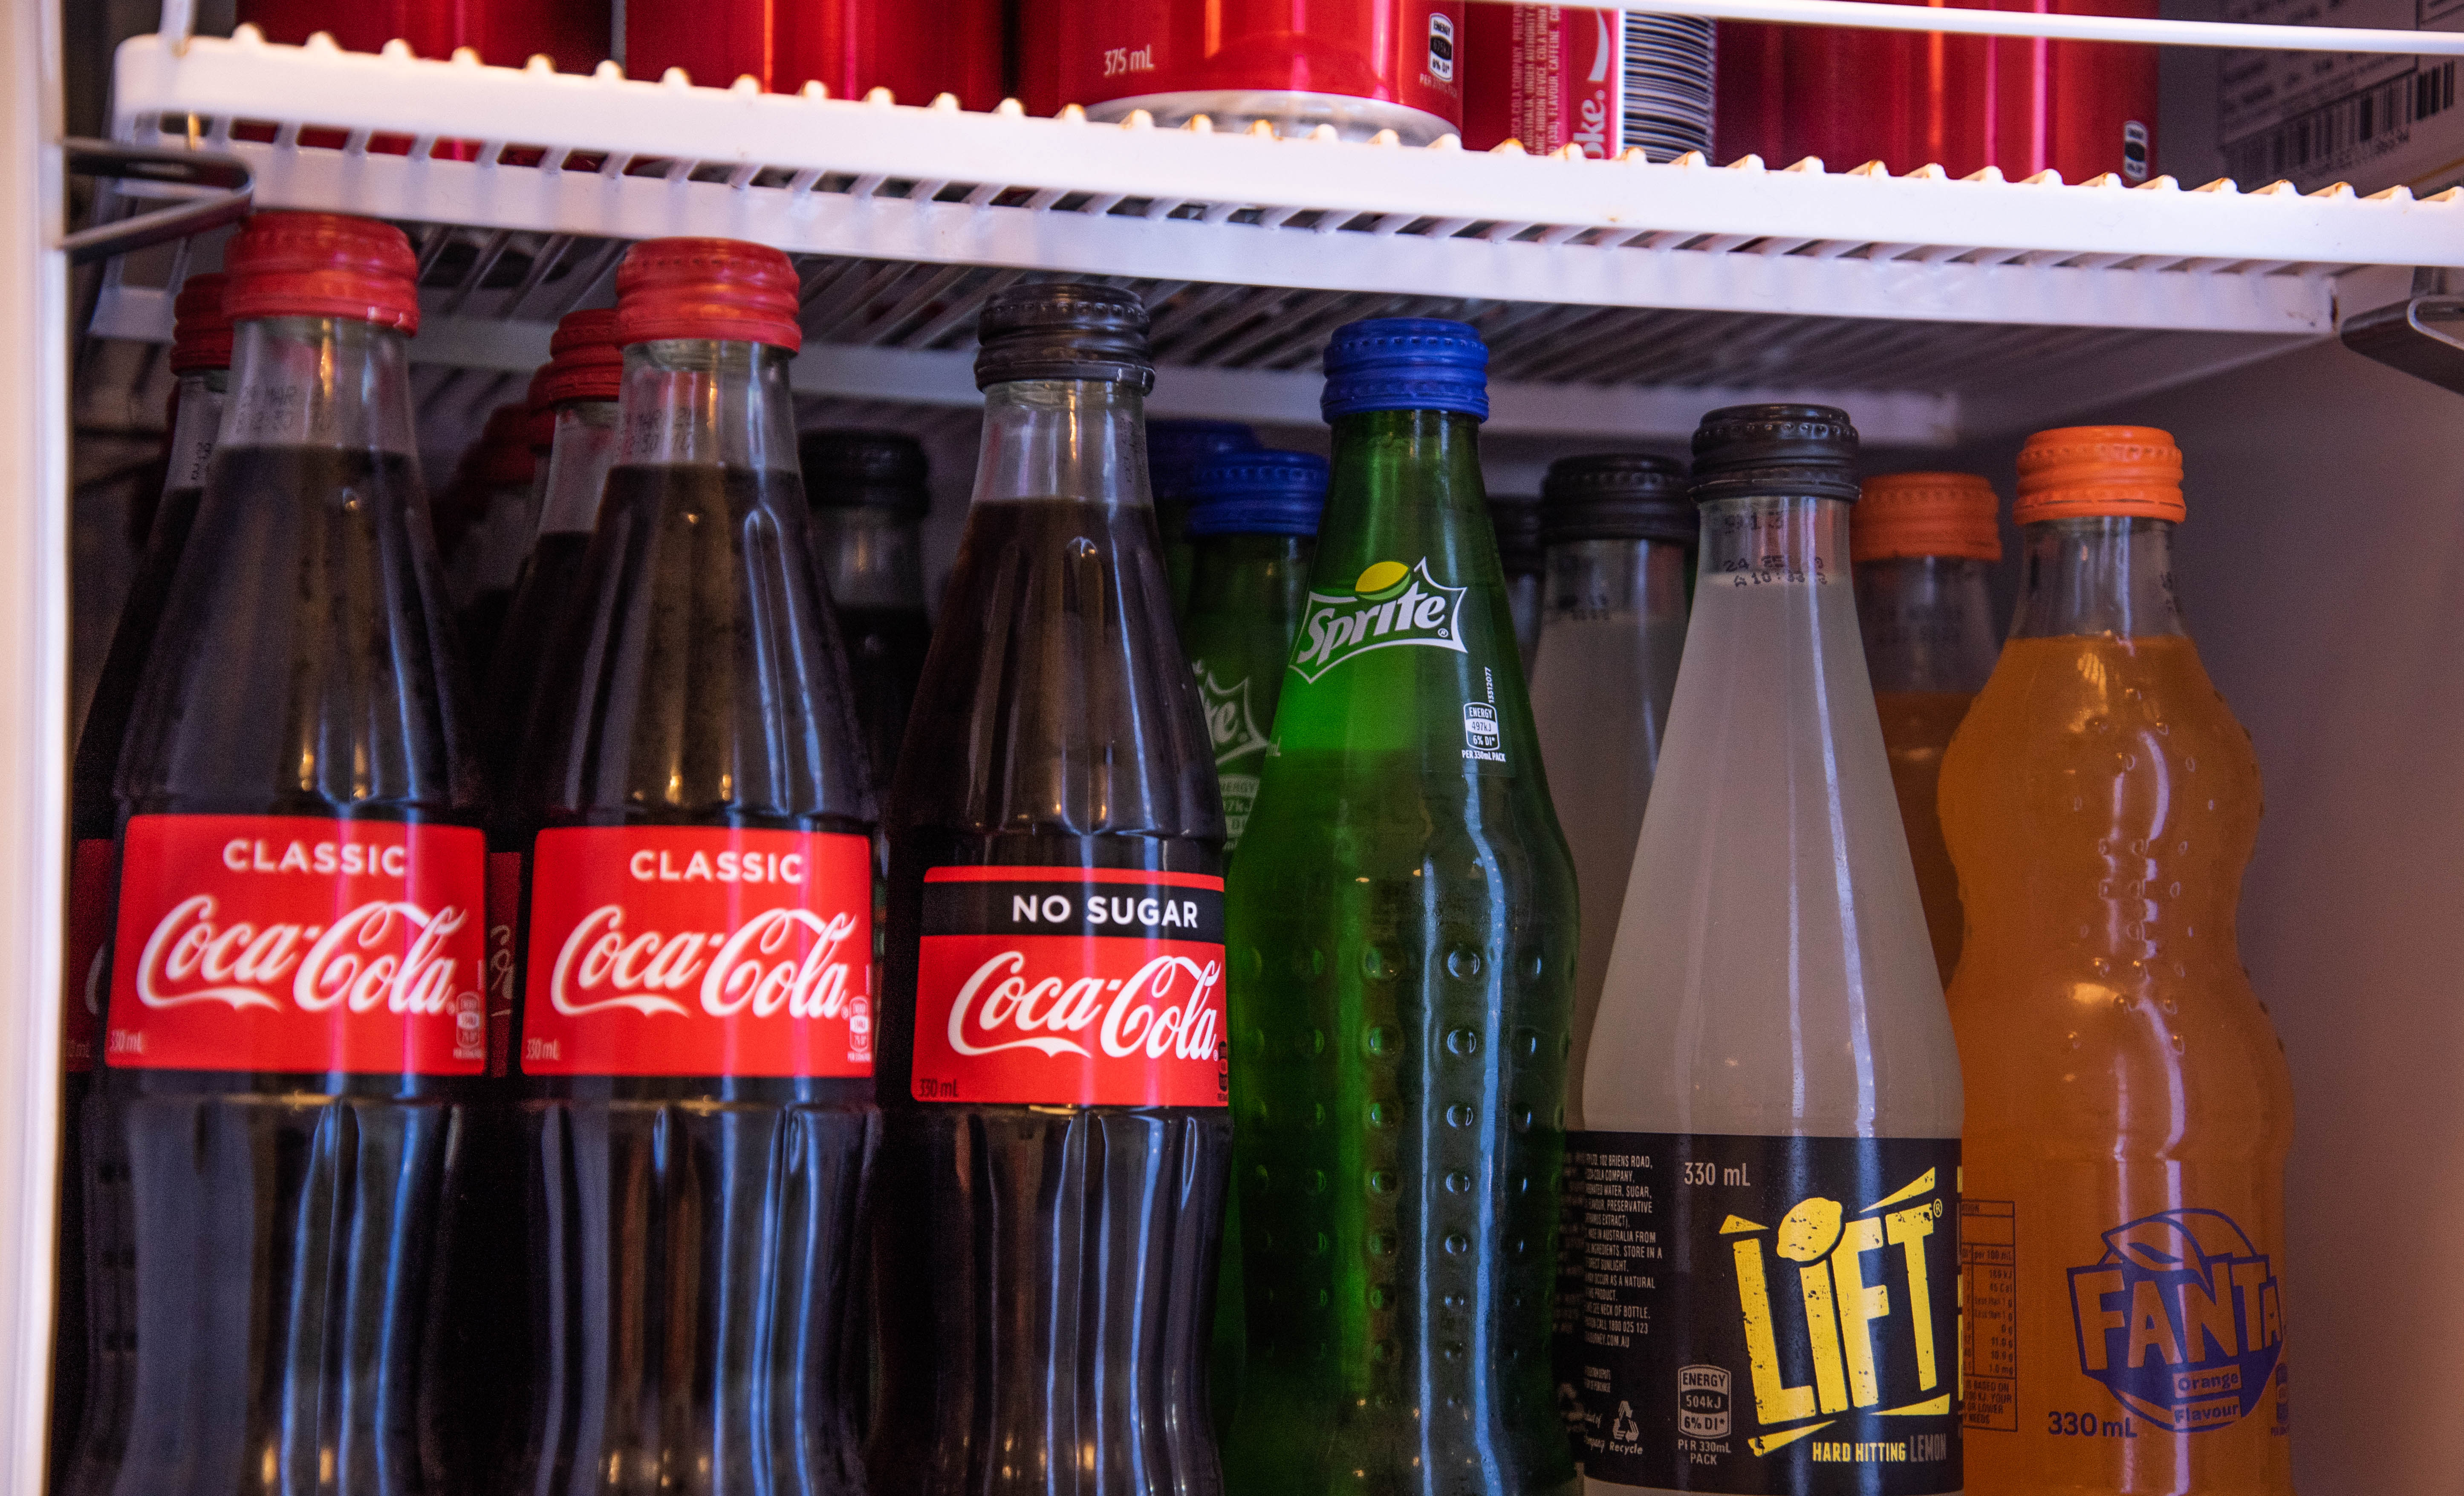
[811,507,927,610]
[1855,554,2001,694]
[163,368,227,501]
[1326,408,1487,519]
[536,398,620,537]
[1541,536,1690,625]
[616,338,800,471]
[971,379,1152,506]
[220,316,417,457]
[2009,516,2186,640]
[1699,491,1851,585]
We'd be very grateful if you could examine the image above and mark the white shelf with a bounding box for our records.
[95,28,2464,444]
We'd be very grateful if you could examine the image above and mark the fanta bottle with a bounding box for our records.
[1939,427,2294,1494]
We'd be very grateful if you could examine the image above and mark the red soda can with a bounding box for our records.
[1990,0,2158,183]
[236,0,612,72]
[1462,4,1714,161]
[1020,0,1467,142]
[625,0,1006,109]
[1716,20,1788,164]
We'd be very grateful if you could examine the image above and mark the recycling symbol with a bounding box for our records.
[1612,1400,1641,1443]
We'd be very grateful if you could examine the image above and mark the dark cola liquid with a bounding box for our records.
[873,496,1230,1496]
[70,444,483,1496]
[838,604,930,791]
[512,463,875,1495]
[481,527,591,788]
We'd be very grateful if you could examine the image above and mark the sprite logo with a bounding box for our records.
[1195,668,1270,768]
[1289,559,1468,682]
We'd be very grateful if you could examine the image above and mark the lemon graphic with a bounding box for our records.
[1354,560,1410,599]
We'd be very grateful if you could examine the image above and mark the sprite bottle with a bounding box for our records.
[1224,318,1579,1496]
[1181,447,1329,855]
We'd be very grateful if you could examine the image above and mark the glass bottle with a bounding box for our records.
[1852,471,2003,986]
[1579,405,1963,1496]
[508,239,878,1493]
[1148,416,1260,617]
[1940,426,2292,1495]
[445,402,540,668]
[870,283,1228,1496]
[1224,318,1578,1496]
[55,267,231,1487]
[802,428,933,792]
[1491,490,1545,672]
[1179,446,1327,854]
[73,211,490,1495]
[1522,450,1693,1454]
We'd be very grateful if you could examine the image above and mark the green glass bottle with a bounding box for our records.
[1223,319,1578,1496]
[1150,417,1261,617]
[1180,448,1328,856]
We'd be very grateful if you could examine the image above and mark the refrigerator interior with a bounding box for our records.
[12,0,2464,1489]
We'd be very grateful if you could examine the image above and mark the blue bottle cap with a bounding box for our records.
[1186,449,1329,537]
[1320,317,1489,423]
[1148,418,1262,500]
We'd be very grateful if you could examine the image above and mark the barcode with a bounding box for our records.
[2223,61,2457,185]
[1618,12,1716,160]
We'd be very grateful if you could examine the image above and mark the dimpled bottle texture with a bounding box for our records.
[1223,318,1579,1496]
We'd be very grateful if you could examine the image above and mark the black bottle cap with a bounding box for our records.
[800,429,930,516]
[974,281,1155,392]
[1490,494,1544,574]
[1541,453,1694,544]
[1689,404,1861,504]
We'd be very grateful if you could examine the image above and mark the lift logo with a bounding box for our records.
[1722,1168,1953,1455]
[2067,1209,2283,1433]
[1289,559,1468,681]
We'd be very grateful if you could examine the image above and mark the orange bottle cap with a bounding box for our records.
[2013,425,2185,525]
[1853,471,2001,562]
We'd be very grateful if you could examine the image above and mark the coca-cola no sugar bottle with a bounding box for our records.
[69,211,491,1495]
[506,238,879,1491]
[871,283,1230,1495]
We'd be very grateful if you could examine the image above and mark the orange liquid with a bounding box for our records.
[1876,690,1974,986]
[1939,635,2293,1496]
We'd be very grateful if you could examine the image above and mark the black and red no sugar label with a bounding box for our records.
[909,865,1228,1108]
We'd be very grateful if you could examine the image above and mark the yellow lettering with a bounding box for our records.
[1831,1218,1891,1408]
[2175,1262,2241,1361]
[1885,1205,1939,1391]
[1733,1238,1817,1425]
[1798,1257,1851,1414]
[2073,1267,2128,1372]
[2126,1279,2184,1367]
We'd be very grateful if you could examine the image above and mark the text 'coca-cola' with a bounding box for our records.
[106,814,490,1074]
[909,866,1228,1108]
[518,825,874,1078]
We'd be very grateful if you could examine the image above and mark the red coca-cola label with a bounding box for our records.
[65,838,115,1073]
[517,826,873,1078]
[909,866,1228,1108]
[486,850,521,1078]
[105,814,489,1074]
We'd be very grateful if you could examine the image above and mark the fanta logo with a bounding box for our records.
[135,894,478,1018]
[1196,668,1270,766]
[1289,558,1467,681]
[1723,1169,1952,1454]
[549,905,861,1023]
[2068,1209,2283,1433]
[946,951,1222,1062]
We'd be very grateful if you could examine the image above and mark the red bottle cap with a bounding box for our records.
[525,367,558,452]
[468,404,537,489]
[168,272,233,373]
[1853,472,2002,562]
[615,238,802,352]
[2014,426,2186,525]
[222,211,421,334]
[538,305,626,407]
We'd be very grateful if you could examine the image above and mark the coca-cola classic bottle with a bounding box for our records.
[71,211,491,1494]
[872,282,1230,1494]
[507,238,878,1491]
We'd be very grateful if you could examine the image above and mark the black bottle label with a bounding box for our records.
[1569,1132,1962,1495]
